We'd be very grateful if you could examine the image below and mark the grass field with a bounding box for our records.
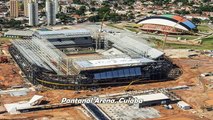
[176,35,198,40]
[107,23,213,50]
[106,23,123,30]
[197,25,212,32]
[107,23,140,33]
[125,27,139,33]
[153,35,213,50]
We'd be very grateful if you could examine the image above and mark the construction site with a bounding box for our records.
[8,28,181,90]
[0,23,213,120]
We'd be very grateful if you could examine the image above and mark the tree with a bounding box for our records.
[202,0,211,3]
[88,15,100,22]
[90,7,96,12]
[192,18,201,24]
[79,6,86,13]
[98,7,110,15]
[76,6,86,16]
[123,0,136,6]
[73,0,82,4]
[174,10,190,15]
[109,13,122,22]
[67,7,76,14]
[174,0,189,5]
[209,17,213,23]
[19,3,24,11]
[151,0,171,6]
[57,13,74,23]
[102,1,110,7]
[90,1,96,6]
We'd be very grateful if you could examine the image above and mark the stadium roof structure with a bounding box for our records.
[4,30,34,37]
[33,29,91,39]
[137,14,196,32]
[105,34,164,59]
[74,57,155,70]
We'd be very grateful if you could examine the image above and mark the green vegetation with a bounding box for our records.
[88,8,123,22]
[174,10,190,15]
[153,36,213,50]
[106,24,123,30]
[88,5,135,23]
[73,0,84,4]
[0,18,23,29]
[123,0,136,5]
[151,0,171,6]
[201,36,213,49]
[191,18,201,24]
[197,25,212,32]
[176,35,197,40]
[210,17,213,23]
[76,6,87,16]
[125,26,139,33]
[56,13,74,23]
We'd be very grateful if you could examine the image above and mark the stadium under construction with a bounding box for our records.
[9,29,181,89]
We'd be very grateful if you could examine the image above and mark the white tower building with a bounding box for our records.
[54,0,59,14]
[46,0,56,26]
[28,0,38,26]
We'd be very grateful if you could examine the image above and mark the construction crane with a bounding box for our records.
[124,79,142,91]
[96,12,108,50]
[100,12,108,33]
[162,18,198,51]
[162,19,183,51]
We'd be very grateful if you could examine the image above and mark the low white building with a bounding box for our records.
[177,101,191,110]
[4,95,43,114]
[133,93,170,108]
[4,30,34,39]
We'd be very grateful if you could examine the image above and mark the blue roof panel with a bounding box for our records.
[182,20,196,29]
[94,73,101,79]
[112,71,119,78]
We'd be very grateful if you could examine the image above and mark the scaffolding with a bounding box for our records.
[9,30,182,89]
[11,39,73,75]
[104,34,164,59]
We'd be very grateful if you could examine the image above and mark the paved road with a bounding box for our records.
[84,103,110,120]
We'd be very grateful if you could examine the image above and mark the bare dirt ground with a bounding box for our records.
[0,106,91,120]
[0,54,213,119]
[152,106,207,120]
[0,63,24,89]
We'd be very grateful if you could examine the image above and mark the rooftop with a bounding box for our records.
[177,101,190,107]
[34,29,91,39]
[133,93,169,102]
[106,35,164,59]
[74,57,155,70]
[4,30,34,37]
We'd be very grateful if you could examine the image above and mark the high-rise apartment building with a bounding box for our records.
[46,0,56,26]
[24,0,31,17]
[28,0,38,26]
[54,0,59,14]
[10,0,19,18]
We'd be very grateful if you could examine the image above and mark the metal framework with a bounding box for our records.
[8,30,182,90]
